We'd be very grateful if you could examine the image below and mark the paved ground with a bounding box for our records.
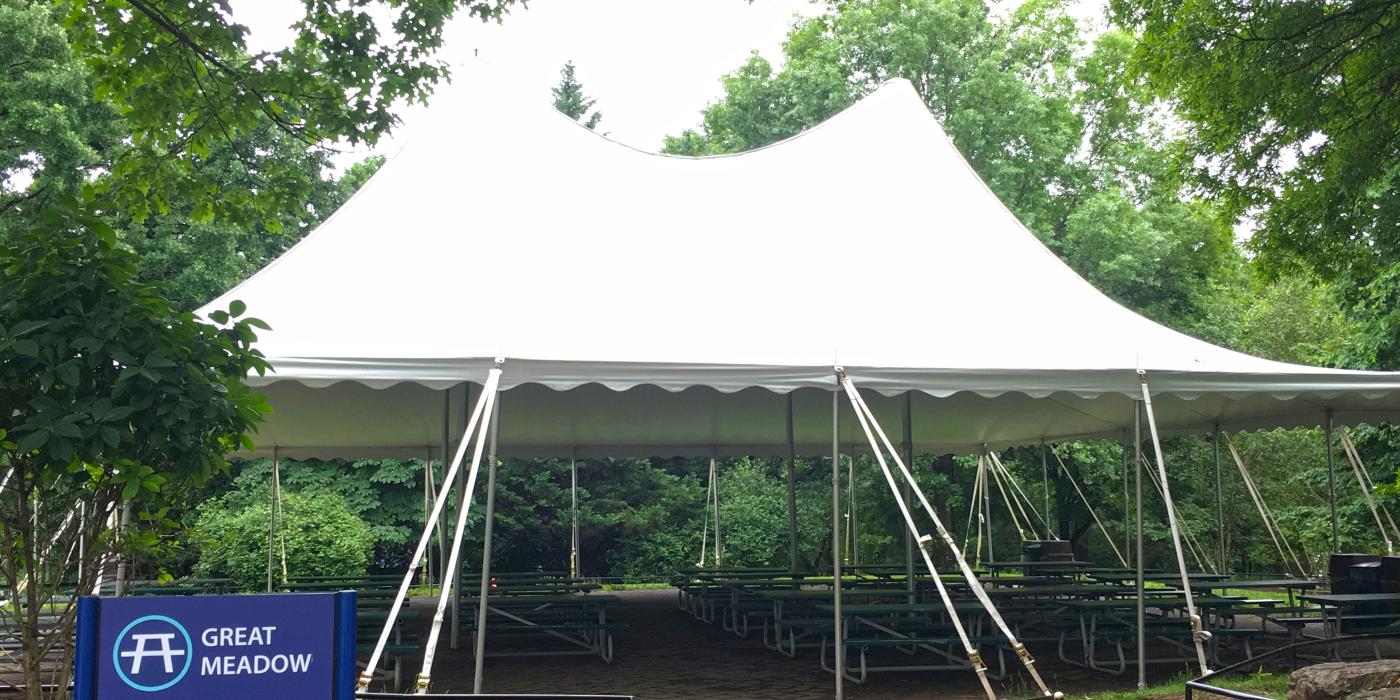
[410,588,1191,699]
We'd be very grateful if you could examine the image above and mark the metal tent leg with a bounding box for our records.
[473,394,502,693]
[902,393,915,599]
[1327,410,1338,552]
[1135,403,1145,689]
[831,388,844,700]
[1215,425,1226,573]
[788,394,799,572]
[571,447,580,578]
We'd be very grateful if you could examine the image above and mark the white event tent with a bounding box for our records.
[201,77,1400,698]
[203,78,1400,460]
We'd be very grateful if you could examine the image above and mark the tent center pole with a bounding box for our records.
[831,384,844,700]
[472,394,502,693]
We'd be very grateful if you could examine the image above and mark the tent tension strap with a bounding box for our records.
[840,370,1062,700]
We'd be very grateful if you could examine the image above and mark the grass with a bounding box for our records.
[601,582,671,590]
[1073,670,1289,699]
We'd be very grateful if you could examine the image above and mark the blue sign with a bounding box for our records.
[74,592,356,700]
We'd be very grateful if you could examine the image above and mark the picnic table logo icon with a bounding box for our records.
[112,614,193,692]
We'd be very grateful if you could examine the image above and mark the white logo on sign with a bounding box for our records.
[120,633,186,674]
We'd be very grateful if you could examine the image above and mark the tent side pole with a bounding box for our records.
[451,384,470,649]
[472,393,502,693]
[831,387,844,700]
[712,457,723,567]
[1215,425,1226,573]
[265,449,278,594]
[1122,431,1131,562]
[1134,401,1145,689]
[787,393,799,572]
[1327,410,1338,552]
[982,444,994,564]
[571,447,580,578]
[902,392,915,598]
[849,445,858,565]
[440,390,450,590]
[1041,439,1051,540]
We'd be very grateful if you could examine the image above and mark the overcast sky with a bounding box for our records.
[232,0,1107,165]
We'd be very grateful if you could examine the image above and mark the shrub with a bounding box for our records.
[192,490,374,591]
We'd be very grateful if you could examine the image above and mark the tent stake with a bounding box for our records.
[830,385,844,700]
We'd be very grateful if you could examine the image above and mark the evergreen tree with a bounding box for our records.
[551,61,603,130]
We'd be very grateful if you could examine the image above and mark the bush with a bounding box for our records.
[192,490,374,591]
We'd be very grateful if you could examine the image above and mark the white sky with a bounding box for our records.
[232,0,1108,165]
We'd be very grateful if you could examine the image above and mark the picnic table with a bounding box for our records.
[813,601,1007,683]
[458,593,622,662]
[1298,592,1400,645]
[1090,571,1232,584]
[1060,595,1252,674]
[1187,578,1319,608]
[983,560,1093,576]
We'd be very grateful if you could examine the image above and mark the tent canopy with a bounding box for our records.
[200,78,1400,458]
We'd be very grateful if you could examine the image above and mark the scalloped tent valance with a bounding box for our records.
[200,77,1400,458]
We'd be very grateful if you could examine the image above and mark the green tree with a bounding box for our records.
[552,61,603,130]
[0,0,119,227]
[120,138,385,310]
[55,0,521,229]
[192,490,375,592]
[0,205,268,696]
[1110,0,1400,368]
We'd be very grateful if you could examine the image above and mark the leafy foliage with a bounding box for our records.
[1110,0,1400,368]
[0,0,119,226]
[58,0,521,229]
[192,490,374,592]
[0,201,269,693]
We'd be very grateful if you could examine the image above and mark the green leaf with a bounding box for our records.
[15,430,48,453]
[229,300,246,318]
[57,363,80,387]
